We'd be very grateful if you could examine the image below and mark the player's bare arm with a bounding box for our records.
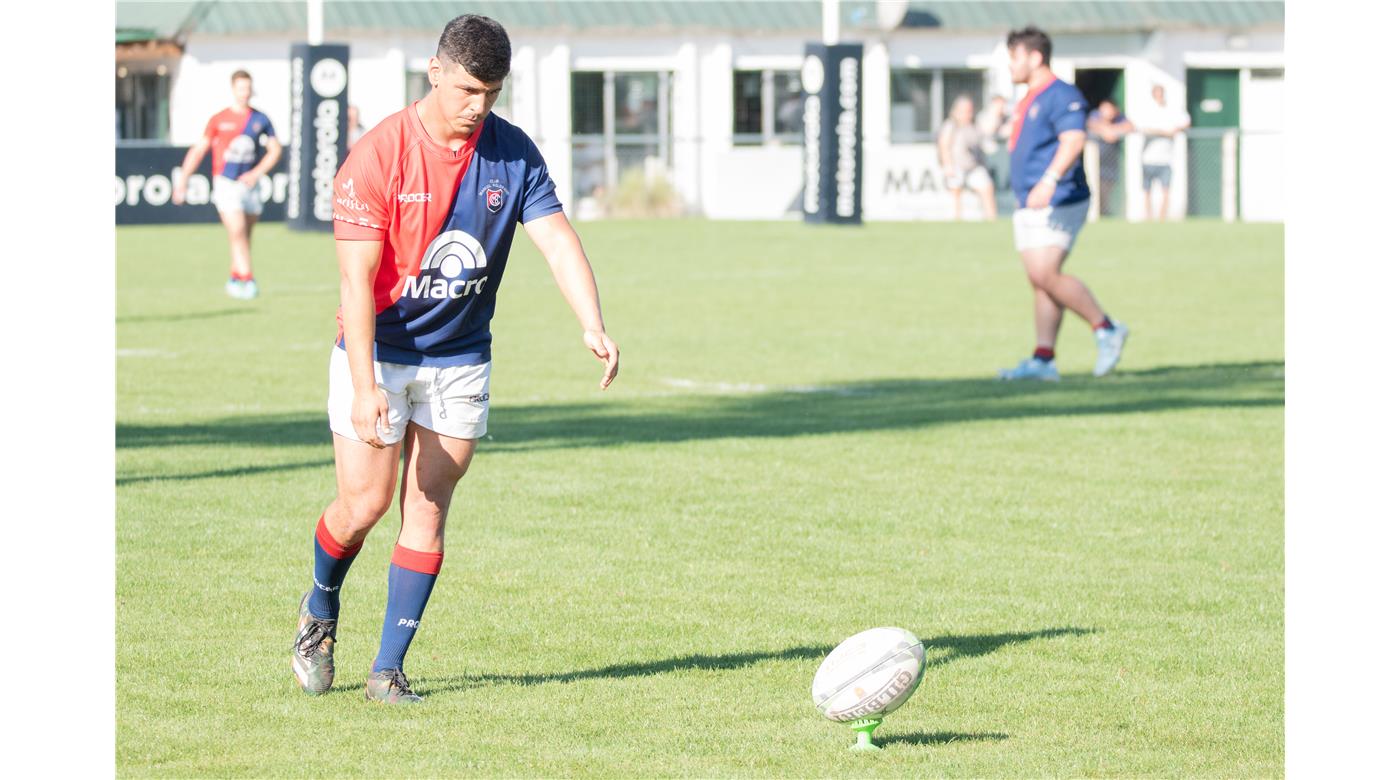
[337,238,391,447]
[171,137,212,205]
[238,137,283,188]
[1026,129,1086,209]
[523,211,620,389]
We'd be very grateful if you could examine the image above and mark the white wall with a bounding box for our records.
[1240,67,1285,222]
[162,25,1282,222]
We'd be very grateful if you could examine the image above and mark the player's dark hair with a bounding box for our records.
[437,14,512,83]
[1007,26,1053,65]
[230,69,252,83]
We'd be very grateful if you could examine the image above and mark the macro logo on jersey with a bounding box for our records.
[403,230,490,299]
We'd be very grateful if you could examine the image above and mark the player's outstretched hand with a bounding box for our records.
[583,329,620,390]
[351,389,392,448]
[237,171,260,188]
[172,181,186,206]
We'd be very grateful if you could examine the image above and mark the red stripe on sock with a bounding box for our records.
[315,516,363,559]
[1033,347,1055,360]
[392,545,444,575]
[1095,318,1112,330]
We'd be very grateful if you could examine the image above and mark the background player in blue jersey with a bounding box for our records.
[173,70,282,299]
[999,27,1128,381]
[291,15,620,704]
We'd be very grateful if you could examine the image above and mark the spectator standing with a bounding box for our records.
[1086,98,1134,216]
[1137,84,1191,221]
[939,94,997,220]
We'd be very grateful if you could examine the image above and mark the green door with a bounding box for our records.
[1185,69,1240,216]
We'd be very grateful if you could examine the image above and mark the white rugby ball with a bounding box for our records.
[812,627,926,722]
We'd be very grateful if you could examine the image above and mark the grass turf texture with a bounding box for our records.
[117,219,1282,777]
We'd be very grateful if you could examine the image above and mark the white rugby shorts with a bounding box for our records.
[327,347,491,444]
[1013,197,1090,253]
[212,175,263,215]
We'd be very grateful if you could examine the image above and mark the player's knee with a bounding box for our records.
[1025,265,1057,289]
[342,490,394,530]
[401,490,450,523]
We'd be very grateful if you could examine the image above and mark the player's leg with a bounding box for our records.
[294,351,412,695]
[1022,245,1105,327]
[293,434,401,695]
[1158,182,1171,221]
[366,424,478,704]
[1021,211,1128,377]
[239,182,264,297]
[949,185,964,221]
[240,210,261,298]
[366,360,490,704]
[217,207,253,296]
[1033,285,1064,354]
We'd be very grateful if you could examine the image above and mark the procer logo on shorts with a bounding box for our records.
[403,229,490,299]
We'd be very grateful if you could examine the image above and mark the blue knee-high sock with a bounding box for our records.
[308,515,363,620]
[372,545,443,673]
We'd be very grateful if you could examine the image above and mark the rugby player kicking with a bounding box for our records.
[999,26,1127,381]
[291,14,620,704]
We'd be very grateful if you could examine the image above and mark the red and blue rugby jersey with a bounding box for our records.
[331,105,564,367]
[203,107,275,180]
[1008,78,1091,208]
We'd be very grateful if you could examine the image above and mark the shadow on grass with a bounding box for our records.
[414,626,1095,696]
[878,731,1010,747]
[117,361,1283,456]
[115,458,333,486]
[117,308,257,325]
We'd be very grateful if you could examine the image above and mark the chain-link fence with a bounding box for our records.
[1083,128,1282,223]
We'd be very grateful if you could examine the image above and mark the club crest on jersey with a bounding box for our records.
[403,229,490,300]
[480,179,508,214]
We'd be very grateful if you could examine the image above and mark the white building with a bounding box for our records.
[117,1,1284,221]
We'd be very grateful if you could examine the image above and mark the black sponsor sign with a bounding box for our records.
[801,43,863,225]
[288,43,350,231]
[115,145,289,225]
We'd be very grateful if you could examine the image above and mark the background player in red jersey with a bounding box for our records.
[291,15,620,704]
[172,70,282,299]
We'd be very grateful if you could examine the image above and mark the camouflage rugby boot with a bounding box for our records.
[291,591,337,695]
[365,668,424,705]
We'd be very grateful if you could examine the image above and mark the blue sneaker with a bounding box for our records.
[225,279,243,298]
[1093,320,1129,377]
[240,278,260,299]
[999,357,1060,382]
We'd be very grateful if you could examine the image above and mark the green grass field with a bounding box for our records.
[117,218,1282,778]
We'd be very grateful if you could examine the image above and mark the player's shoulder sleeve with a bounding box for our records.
[203,111,221,140]
[1051,82,1088,134]
[495,117,564,224]
[332,124,394,240]
[253,109,275,139]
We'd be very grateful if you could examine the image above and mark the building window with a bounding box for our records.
[116,66,170,142]
[405,68,512,120]
[571,70,673,204]
[890,67,986,143]
[733,69,802,146]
